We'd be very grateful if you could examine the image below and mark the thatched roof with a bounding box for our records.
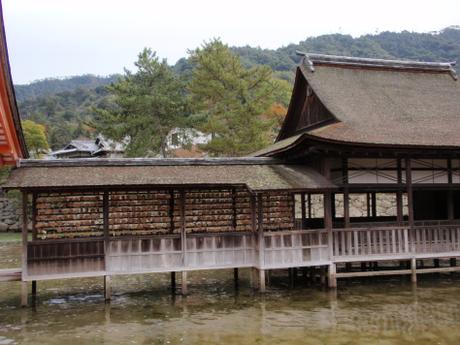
[4,158,336,192]
[256,53,460,156]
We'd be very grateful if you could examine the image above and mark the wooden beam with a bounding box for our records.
[31,193,37,241]
[343,158,350,228]
[301,193,306,229]
[21,191,28,307]
[448,159,454,220]
[103,191,109,273]
[169,189,175,233]
[232,188,237,230]
[257,193,265,292]
[180,190,186,266]
[371,192,377,218]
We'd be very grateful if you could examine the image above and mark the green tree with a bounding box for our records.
[22,120,49,158]
[188,39,278,156]
[94,49,186,157]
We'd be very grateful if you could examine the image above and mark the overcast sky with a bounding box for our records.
[3,0,460,84]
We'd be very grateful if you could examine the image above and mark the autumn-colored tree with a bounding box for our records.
[188,39,280,156]
[22,120,49,158]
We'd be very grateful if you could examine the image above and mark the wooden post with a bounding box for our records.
[171,272,176,293]
[405,158,415,253]
[31,281,37,297]
[371,192,377,219]
[301,193,306,229]
[410,258,417,284]
[328,263,337,288]
[21,191,28,307]
[257,193,265,293]
[31,193,37,241]
[259,269,266,293]
[366,193,371,218]
[179,190,188,295]
[103,192,109,273]
[396,158,404,223]
[181,271,188,295]
[104,275,111,301]
[233,268,239,289]
[21,282,28,307]
[448,158,454,221]
[342,158,349,229]
[322,158,335,288]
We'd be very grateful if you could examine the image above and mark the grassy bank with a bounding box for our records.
[0,233,21,242]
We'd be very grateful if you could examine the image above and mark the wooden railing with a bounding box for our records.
[263,229,329,269]
[333,223,460,260]
[413,224,460,254]
[332,226,410,259]
[27,238,105,277]
[106,232,256,274]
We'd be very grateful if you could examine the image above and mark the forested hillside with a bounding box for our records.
[15,27,460,150]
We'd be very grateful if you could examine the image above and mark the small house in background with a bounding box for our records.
[47,134,126,159]
[164,127,212,158]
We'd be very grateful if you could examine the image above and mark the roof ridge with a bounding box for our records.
[296,51,458,79]
[18,157,283,167]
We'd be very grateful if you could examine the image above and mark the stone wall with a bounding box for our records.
[33,189,295,239]
[0,194,22,232]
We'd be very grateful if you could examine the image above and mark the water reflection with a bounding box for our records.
[1,242,460,344]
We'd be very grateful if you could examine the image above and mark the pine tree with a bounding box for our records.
[94,49,186,157]
[188,39,278,156]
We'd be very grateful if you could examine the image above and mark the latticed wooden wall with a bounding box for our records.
[34,189,295,239]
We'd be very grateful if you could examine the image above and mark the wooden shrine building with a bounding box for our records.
[0,1,28,165]
[4,52,460,306]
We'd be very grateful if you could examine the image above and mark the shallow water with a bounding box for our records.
[1,240,460,344]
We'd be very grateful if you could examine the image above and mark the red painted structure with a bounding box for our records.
[0,0,28,165]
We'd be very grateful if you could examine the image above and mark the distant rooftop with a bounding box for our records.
[296,51,457,79]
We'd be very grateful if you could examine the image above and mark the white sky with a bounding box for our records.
[3,0,460,84]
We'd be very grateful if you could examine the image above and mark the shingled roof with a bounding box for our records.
[4,158,336,192]
[255,53,460,156]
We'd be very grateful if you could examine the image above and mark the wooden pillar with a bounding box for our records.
[31,281,37,297]
[231,188,237,230]
[405,158,415,254]
[104,275,111,301]
[21,191,28,307]
[448,158,454,221]
[171,272,176,293]
[396,158,404,223]
[181,271,188,295]
[179,190,188,295]
[31,193,37,241]
[307,194,312,219]
[257,193,265,293]
[322,158,335,288]
[233,268,239,289]
[410,258,417,284]
[103,192,109,272]
[371,192,377,219]
[343,158,350,228]
[366,193,371,218]
[259,269,266,293]
[328,263,337,288]
[301,193,306,229]
[21,282,28,307]
[169,189,175,232]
